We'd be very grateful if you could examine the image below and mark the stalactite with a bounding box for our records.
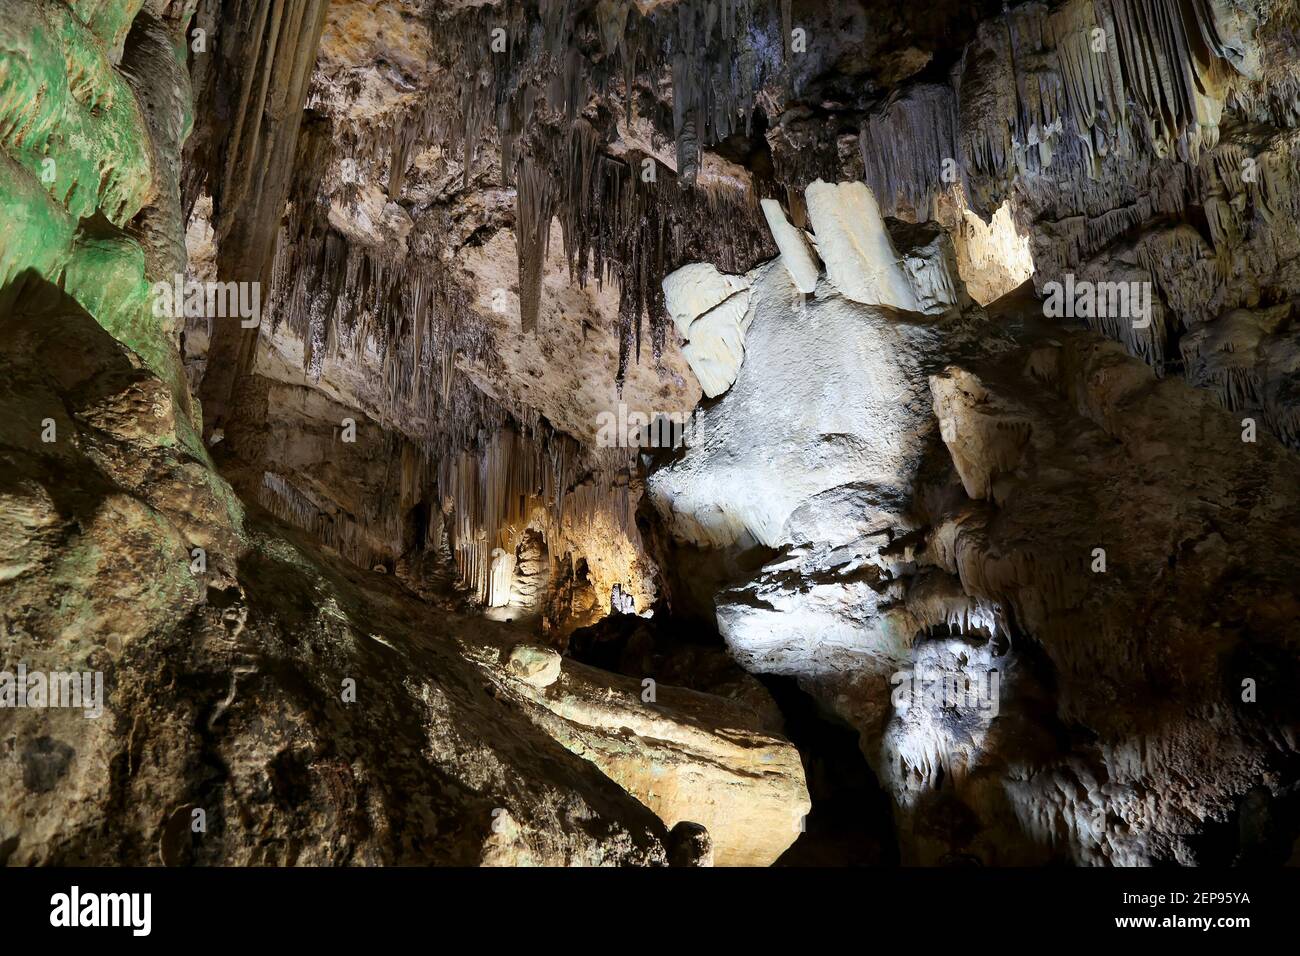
[860,84,959,220]
[502,5,771,362]
[433,418,649,610]
[282,2,782,393]
[899,0,1242,225]
[1108,0,1227,160]
[1050,0,1130,176]
[521,119,770,386]
[268,210,496,448]
[259,470,406,571]
[184,0,332,428]
[515,153,558,333]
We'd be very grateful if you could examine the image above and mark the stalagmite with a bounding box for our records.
[435,421,655,613]
[488,548,516,607]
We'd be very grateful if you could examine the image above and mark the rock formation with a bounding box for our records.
[2,0,1299,870]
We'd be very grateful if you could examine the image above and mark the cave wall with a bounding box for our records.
[4,0,1300,867]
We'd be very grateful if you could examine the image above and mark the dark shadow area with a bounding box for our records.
[0,271,161,533]
[764,675,900,866]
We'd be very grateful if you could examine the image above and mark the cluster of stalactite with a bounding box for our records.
[477,1,787,382]
[516,118,774,382]
[1041,132,1300,436]
[180,0,331,428]
[441,0,785,186]
[854,0,1245,226]
[253,386,651,613]
[326,1,785,387]
[839,0,1300,446]
[438,417,645,610]
[267,223,495,441]
[858,83,959,221]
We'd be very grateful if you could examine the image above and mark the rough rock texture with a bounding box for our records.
[506,643,563,687]
[6,0,1300,869]
[0,280,815,866]
[0,0,195,437]
[0,284,673,865]
[848,0,1300,449]
[653,257,1300,864]
[649,208,988,552]
[470,634,811,866]
[0,0,813,869]
[908,320,1300,864]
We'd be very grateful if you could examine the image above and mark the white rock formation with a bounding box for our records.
[660,188,971,404]
[804,179,923,311]
[882,634,1004,788]
[651,247,997,822]
[680,290,753,397]
[652,200,1300,865]
[648,259,956,550]
[662,262,753,397]
[506,643,563,687]
[929,368,1034,502]
[760,198,821,293]
[662,262,750,339]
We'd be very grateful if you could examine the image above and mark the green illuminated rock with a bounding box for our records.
[0,0,203,459]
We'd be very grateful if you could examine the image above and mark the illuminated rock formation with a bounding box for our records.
[4,0,1300,871]
[474,636,811,866]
